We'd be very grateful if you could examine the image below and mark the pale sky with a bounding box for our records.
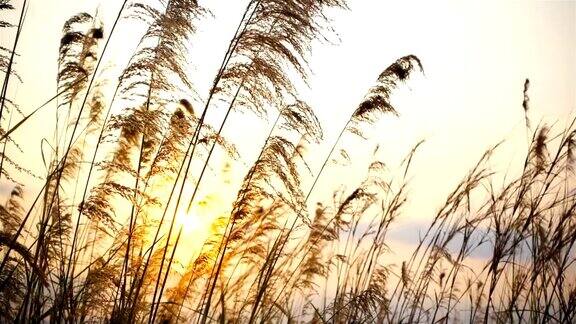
[1,0,575,244]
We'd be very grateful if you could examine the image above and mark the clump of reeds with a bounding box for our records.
[0,0,575,323]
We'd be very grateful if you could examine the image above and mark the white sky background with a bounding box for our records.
[1,0,575,248]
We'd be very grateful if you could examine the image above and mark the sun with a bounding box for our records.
[172,198,219,264]
[176,208,208,234]
[176,209,203,234]
[175,197,215,236]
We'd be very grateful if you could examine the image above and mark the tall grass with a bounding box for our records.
[0,0,574,323]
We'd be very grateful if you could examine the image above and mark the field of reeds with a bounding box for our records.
[0,0,575,323]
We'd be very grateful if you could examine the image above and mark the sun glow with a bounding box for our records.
[171,193,229,266]
[172,204,211,265]
[168,160,236,261]
[177,209,203,234]
[174,195,223,248]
